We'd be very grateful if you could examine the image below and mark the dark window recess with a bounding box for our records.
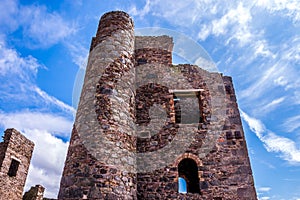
[173,91,202,124]
[178,158,200,194]
[234,131,242,139]
[137,58,147,65]
[173,94,181,123]
[7,159,20,177]
[226,131,234,140]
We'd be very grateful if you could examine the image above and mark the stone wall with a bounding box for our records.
[58,11,257,200]
[0,128,34,200]
[135,73,257,199]
[58,11,137,199]
[23,184,45,200]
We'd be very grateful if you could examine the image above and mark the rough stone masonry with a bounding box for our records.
[0,128,34,200]
[58,11,257,199]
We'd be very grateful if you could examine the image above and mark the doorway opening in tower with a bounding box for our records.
[178,158,200,194]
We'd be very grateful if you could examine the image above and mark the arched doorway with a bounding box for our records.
[178,158,200,193]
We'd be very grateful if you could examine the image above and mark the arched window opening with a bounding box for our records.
[178,158,200,194]
[178,177,187,193]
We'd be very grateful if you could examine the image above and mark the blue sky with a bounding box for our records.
[0,0,299,199]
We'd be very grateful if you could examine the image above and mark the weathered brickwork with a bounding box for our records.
[0,128,34,200]
[23,184,45,200]
[58,11,257,199]
[58,127,136,199]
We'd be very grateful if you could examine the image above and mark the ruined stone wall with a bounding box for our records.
[58,11,137,200]
[197,76,256,199]
[59,11,257,200]
[0,128,34,200]
[0,134,8,168]
[135,67,257,199]
[23,184,45,200]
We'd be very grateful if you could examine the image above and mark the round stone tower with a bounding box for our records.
[58,11,137,199]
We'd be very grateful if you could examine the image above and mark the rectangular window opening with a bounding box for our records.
[171,89,203,124]
[7,158,20,177]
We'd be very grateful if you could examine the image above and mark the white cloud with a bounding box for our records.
[0,36,75,114]
[274,76,288,87]
[34,87,76,114]
[283,115,300,133]
[241,110,300,164]
[23,129,69,198]
[237,36,300,116]
[19,5,75,48]
[239,64,277,100]
[0,0,19,31]
[198,24,211,41]
[135,1,256,46]
[240,110,265,138]
[65,42,88,69]
[260,97,285,113]
[293,91,300,105]
[0,36,41,79]
[263,133,300,164]
[0,0,75,48]
[211,3,252,45]
[260,197,270,200]
[254,0,300,22]
[129,0,152,18]
[253,40,275,58]
[0,111,73,137]
[258,187,271,192]
[134,0,213,28]
[0,37,43,105]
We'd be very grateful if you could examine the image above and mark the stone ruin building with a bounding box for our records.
[0,128,34,199]
[0,129,51,199]
[23,184,45,200]
[58,11,257,199]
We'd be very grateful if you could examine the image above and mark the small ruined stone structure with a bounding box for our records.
[0,128,34,200]
[23,184,45,200]
[58,11,257,199]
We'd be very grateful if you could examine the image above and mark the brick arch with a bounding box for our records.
[174,153,202,167]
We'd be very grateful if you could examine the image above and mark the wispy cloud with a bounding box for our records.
[19,5,75,48]
[260,197,270,200]
[0,35,75,114]
[129,0,152,18]
[0,111,73,137]
[34,87,76,114]
[0,35,41,79]
[283,115,300,133]
[240,110,265,138]
[254,0,300,23]
[258,187,271,192]
[64,42,88,69]
[241,110,300,164]
[0,0,75,48]
[257,186,271,200]
[260,97,285,113]
[211,3,253,45]
[0,0,18,31]
[0,36,43,107]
